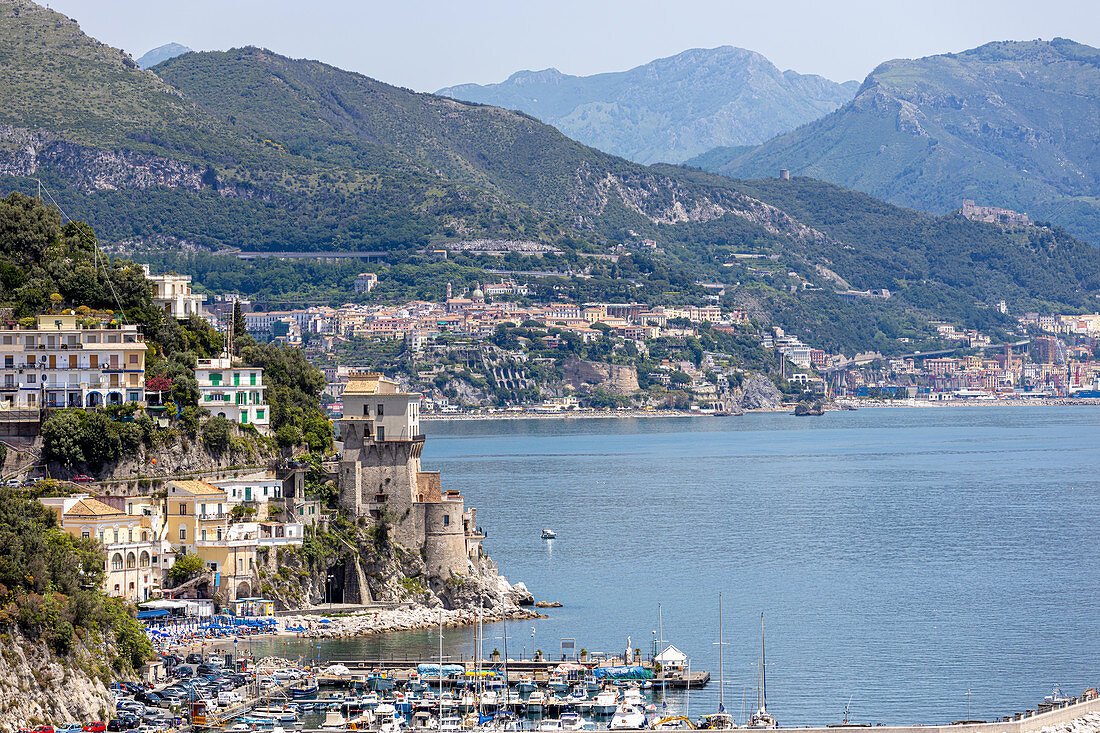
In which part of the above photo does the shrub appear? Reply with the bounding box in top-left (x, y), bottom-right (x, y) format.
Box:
top-left (167, 552), bottom-right (204, 586)
top-left (202, 415), bottom-right (232, 454)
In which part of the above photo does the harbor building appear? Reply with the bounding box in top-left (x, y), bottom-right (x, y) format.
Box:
top-left (338, 372), bottom-right (482, 584)
top-left (0, 313), bottom-right (147, 410)
top-left (195, 356), bottom-right (270, 426)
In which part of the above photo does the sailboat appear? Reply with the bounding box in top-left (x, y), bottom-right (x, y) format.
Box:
top-left (699, 593), bottom-right (736, 730)
top-left (746, 612), bottom-right (777, 729)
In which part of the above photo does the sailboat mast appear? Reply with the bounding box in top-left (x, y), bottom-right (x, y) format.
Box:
top-left (760, 612), bottom-right (766, 712)
top-left (719, 593), bottom-right (725, 710)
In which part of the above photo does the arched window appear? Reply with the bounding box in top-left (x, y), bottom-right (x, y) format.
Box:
top-left (139, 551), bottom-right (150, 567)
top-left (126, 552), bottom-right (136, 569)
top-left (111, 553), bottom-right (123, 571)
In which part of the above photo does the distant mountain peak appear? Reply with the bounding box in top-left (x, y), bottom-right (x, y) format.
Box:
top-left (137, 42), bottom-right (191, 70)
top-left (436, 46), bottom-right (855, 164)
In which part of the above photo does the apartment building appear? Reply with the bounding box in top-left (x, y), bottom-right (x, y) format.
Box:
top-left (0, 314), bottom-right (147, 410)
top-left (41, 495), bottom-right (161, 602)
top-left (195, 357), bottom-right (269, 426)
top-left (142, 265), bottom-right (207, 320)
top-left (165, 480), bottom-right (257, 600)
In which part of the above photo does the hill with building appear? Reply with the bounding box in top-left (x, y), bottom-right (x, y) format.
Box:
top-left (2, 0), bottom-right (1100, 358)
top-left (690, 39), bottom-right (1100, 245)
top-left (437, 46), bottom-right (858, 164)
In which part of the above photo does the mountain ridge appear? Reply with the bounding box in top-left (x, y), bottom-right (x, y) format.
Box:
top-left (438, 46), bottom-right (857, 164)
top-left (693, 38), bottom-right (1100, 244)
top-left (136, 41), bottom-right (191, 69)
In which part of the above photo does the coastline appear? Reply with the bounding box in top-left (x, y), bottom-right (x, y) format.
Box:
top-left (421, 398), bottom-right (1100, 422)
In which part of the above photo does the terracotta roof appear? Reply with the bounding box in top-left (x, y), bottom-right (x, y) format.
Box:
top-left (64, 497), bottom-right (124, 518)
top-left (169, 480), bottom-right (227, 497)
top-left (343, 371), bottom-right (410, 396)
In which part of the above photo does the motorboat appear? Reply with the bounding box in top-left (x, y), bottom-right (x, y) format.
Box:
top-left (516, 675), bottom-right (537, 694)
top-left (558, 712), bottom-right (586, 731)
top-left (479, 689), bottom-right (500, 711)
top-left (609, 701), bottom-right (647, 730)
top-left (289, 681), bottom-right (318, 700)
top-left (548, 674), bottom-right (570, 694)
top-left (592, 689), bottom-right (618, 716)
top-left (439, 716), bottom-right (463, 733)
top-left (319, 709), bottom-right (347, 730)
top-left (526, 691), bottom-right (546, 713)
top-left (541, 529), bottom-right (556, 540)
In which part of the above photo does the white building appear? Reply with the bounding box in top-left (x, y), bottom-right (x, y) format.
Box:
top-left (0, 313), bottom-right (147, 410)
top-left (211, 471), bottom-right (283, 518)
top-left (142, 265), bottom-right (207, 320)
top-left (195, 357), bottom-right (270, 426)
top-left (354, 273), bottom-right (378, 294)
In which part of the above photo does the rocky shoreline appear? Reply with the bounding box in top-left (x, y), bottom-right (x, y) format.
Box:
top-left (280, 603), bottom-right (545, 638)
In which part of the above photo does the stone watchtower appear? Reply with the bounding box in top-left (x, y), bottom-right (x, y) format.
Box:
top-left (337, 373), bottom-right (474, 577)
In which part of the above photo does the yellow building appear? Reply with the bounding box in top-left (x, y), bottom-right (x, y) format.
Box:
top-left (165, 480), bottom-right (257, 600)
top-left (41, 495), bottom-right (160, 602)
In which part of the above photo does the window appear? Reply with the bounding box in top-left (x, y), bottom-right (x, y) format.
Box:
top-left (81, 531), bottom-right (90, 539)
top-left (111, 553), bottom-right (123, 571)
top-left (376, 426), bottom-right (384, 441)
top-left (250, 372), bottom-right (257, 386)
top-left (178, 502), bottom-right (186, 515)
top-left (443, 515), bottom-right (450, 526)
top-left (179, 526), bottom-right (186, 540)
top-left (201, 529), bottom-right (207, 541)
top-left (233, 372), bottom-right (240, 386)
top-left (377, 403), bottom-right (384, 417)
top-left (128, 354), bottom-right (138, 364)
top-left (216, 528), bottom-right (222, 541)
top-left (257, 409), bottom-right (265, 420)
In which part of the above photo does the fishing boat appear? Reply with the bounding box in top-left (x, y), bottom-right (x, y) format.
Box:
top-left (289, 681), bottom-right (318, 700)
top-left (746, 612), bottom-right (778, 729)
top-left (541, 529), bottom-right (556, 540)
top-left (367, 672), bottom-right (396, 692)
top-left (547, 673), bottom-right (570, 695)
top-left (516, 675), bottom-right (537, 694)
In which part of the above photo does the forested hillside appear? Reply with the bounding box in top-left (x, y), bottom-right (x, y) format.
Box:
top-left (1, 0), bottom-right (1100, 354)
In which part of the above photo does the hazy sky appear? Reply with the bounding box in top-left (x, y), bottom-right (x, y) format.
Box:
top-left (47, 0), bottom-right (1100, 91)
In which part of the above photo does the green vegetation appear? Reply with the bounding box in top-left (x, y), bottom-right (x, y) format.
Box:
top-left (41, 407), bottom-right (155, 469)
top-left (201, 415), bottom-right (232, 454)
top-left (700, 39), bottom-right (1100, 244)
top-left (167, 552), bottom-right (204, 585)
top-left (1, 7), bottom-right (1099, 359)
top-left (0, 487), bottom-right (153, 669)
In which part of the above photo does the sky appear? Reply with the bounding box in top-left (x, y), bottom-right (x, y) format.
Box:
top-left (46, 0), bottom-right (1100, 92)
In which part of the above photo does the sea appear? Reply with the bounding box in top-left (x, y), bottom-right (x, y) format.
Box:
top-left (248, 406), bottom-right (1100, 726)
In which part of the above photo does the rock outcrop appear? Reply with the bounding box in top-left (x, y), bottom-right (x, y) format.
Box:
top-left (0, 626), bottom-right (119, 729)
top-left (562, 358), bottom-right (639, 394)
top-left (737, 373), bottom-right (783, 410)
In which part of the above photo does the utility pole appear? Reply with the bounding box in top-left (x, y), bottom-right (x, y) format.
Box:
top-left (965, 689), bottom-right (972, 721)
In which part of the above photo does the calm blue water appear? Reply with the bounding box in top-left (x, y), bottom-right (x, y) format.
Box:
top-left (254, 408), bottom-right (1100, 726)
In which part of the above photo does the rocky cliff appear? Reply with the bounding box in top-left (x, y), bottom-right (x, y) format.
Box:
top-left (0, 626), bottom-right (120, 729)
top-left (736, 373), bottom-right (783, 411)
top-left (561, 358), bottom-right (639, 395)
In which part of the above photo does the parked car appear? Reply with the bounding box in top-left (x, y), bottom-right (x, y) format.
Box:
top-left (72, 474), bottom-right (95, 483)
top-left (33, 726), bottom-right (55, 733)
top-left (82, 723), bottom-right (106, 733)
top-left (5, 477), bottom-right (22, 487)
top-left (185, 653), bottom-right (203, 665)
top-left (135, 692), bottom-right (162, 706)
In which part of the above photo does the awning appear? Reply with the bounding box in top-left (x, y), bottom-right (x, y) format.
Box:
top-left (137, 609), bottom-right (170, 619)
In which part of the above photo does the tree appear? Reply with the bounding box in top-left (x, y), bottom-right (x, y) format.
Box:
top-left (231, 300), bottom-right (247, 351)
top-left (41, 411), bottom-right (85, 466)
top-left (167, 552), bottom-right (205, 586)
top-left (202, 415), bottom-right (232, 454)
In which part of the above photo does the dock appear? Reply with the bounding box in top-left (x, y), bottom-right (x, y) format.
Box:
top-left (321, 658), bottom-right (707, 689)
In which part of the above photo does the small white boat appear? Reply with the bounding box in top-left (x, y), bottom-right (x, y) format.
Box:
top-left (541, 529), bottom-right (556, 540)
top-left (526, 691), bottom-right (546, 712)
top-left (592, 688), bottom-right (618, 716)
top-left (319, 709), bottom-right (347, 730)
top-left (609, 702), bottom-right (647, 730)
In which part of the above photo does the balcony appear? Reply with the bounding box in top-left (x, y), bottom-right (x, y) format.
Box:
top-left (197, 512), bottom-right (228, 521)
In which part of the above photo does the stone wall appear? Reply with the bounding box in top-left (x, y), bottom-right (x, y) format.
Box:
top-left (423, 498), bottom-right (469, 579)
